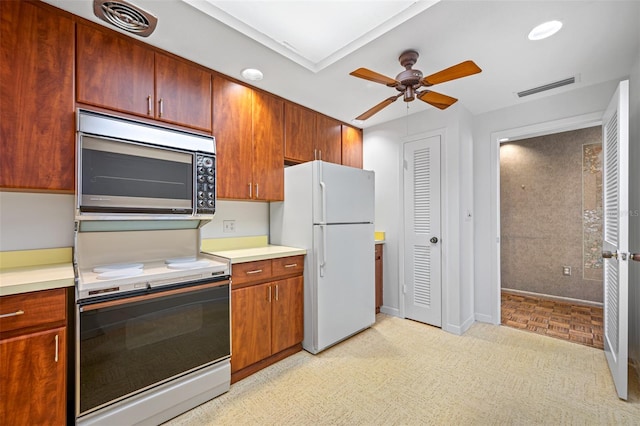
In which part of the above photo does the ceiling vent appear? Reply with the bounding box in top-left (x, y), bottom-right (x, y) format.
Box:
top-left (93, 0), bottom-right (157, 37)
top-left (517, 76), bottom-right (576, 98)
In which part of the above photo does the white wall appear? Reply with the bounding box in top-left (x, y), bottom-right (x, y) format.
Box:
top-left (200, 200), bottom-right (269, 239)
top-left (472, 79), bottom-right (621, 323)
top-left (628, 53), bottom-right (640, 378)
top-left (363, 103), bottom-right (475, 334)
top-left (0, 192), bottom-right (75, 251)
top-left (0, 192), bottom-right (268, 252)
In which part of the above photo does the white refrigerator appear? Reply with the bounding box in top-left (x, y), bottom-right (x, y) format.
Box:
top-left (270, 161), bottom-right (375, 354)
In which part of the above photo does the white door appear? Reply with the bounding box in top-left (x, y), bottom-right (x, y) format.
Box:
top-left (602, 80), bottom-right (629, 400)
top-left (403, 136), bottom-right (442, 326)
top-left (312, 223), bottom-right (375, 353)
top-left (313, 161), bottom-right (375, 225)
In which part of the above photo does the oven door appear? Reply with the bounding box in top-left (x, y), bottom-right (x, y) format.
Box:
top-left (79, 135), bottom-right (195, 214)
top-left (76, 279), bottom-right (230, 417)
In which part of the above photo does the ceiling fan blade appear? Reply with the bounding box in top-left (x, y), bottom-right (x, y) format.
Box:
top-left (356, 95), bottom-right (402, 120)
top-left (417, 90), bottom-right (458, 110)
top-left (422, 60), bottom-right (482, 86)
top-left (350, 68), bottom-right (399, 87)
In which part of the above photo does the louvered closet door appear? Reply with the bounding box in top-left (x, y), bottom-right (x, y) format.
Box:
top-left (403, 136), bottom-right (442, 326)
top-left (602, 80), bottom-right (629, 400)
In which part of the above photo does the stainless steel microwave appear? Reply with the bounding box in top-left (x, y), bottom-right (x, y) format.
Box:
top-left (76, 109), bottom-right (216, 220)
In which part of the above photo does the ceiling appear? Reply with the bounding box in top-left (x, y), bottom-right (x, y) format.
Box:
top-left (45, 0), bottom-right (640, 129)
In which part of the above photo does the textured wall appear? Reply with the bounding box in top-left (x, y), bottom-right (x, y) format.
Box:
top-left (500, 126), bottom-right (603, 303)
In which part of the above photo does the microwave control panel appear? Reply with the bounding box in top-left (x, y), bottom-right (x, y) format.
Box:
top-left (196, 154), bottom-right (216, 215)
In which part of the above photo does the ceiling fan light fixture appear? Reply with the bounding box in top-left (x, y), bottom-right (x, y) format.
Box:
top-left (241, 68), bottom-right (264, 81)
top-left (528, 20), bottom-right (563, 40)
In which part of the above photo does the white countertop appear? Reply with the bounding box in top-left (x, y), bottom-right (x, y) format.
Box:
top-left (205, 245), bottom-right (306, 264)
top-left (0, 263), bottom-right (75, 297)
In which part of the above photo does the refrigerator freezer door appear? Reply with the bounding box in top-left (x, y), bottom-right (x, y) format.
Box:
top-left (313, 161), bottom-right (374, 225)
top-left (311, 222), bottom-right (375, 353)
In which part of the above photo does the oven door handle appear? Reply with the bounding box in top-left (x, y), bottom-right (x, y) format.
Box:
top-left (80, 279), bottom-right (230, 312)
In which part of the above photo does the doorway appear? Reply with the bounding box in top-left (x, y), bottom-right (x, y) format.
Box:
top-left (498, 126), bottom-right (604, 348)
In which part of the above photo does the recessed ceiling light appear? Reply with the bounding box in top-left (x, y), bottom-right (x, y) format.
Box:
top-left (241, 68), bottom-right (263, 81)
top-left (351, 119), bottom-right (364, 126)
top-left (528, 20), bottom-right (563, 40)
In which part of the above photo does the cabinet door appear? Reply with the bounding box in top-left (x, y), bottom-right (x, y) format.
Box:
top-left (77, 23), bottom-right (154, 117)
top-left (315, 114), bottom-right (342, 164)
top-left (231, 283), bottom-right (272, 372)
top-left (271, 276), bottom-right (304, 354)
top-left (341, 125), bottom-right (363, 169)
top-left (252, 91), bottom-right (284, 201)
top-left (284, 103), bottom-right (315, 163)
top-left (213, 77), bottom-right (253, 200)
top-left (0, 1), bottom-right (75, 191)
top-left (0, 327), bottom-right (66, 425)
top-left (375, 244), bottom-right (383, 313)
top-left (155, 53), bottom-right (212, 132)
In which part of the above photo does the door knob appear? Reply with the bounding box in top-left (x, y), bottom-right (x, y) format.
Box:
top-left (430, 237), bottom-right (439, 244)
top-left (602, 251), bottom-right (618, 259)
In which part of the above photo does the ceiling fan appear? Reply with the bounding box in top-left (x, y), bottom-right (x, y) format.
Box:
top-left (350, 50), bottom-right (482, 120)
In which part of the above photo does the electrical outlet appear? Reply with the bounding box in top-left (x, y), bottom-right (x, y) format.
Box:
top-left (223, 220), bottom-right (235, 233)
top-left (562, 266), bottom-right (571, 276)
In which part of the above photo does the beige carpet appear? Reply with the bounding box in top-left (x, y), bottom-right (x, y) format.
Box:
top-left (165, 314), bottom-right (640, 425)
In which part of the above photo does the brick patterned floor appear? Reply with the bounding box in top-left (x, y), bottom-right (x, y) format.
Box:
top-left (501, 292), bottom-right (604, 350)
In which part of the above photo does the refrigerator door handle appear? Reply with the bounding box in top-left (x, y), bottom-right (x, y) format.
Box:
top-left (319, 181), bottom-right (327, 224)
top-left (319, 224), bottom-right (327, 277)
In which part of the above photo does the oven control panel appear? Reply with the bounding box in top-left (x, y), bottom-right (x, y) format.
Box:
top-left (196, 154), bottom-right (215, 215)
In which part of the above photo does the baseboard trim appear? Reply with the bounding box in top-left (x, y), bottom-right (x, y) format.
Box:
top-left (475, 313), bottom-right (497, 324)
top-left (380, 306), bottom-right (400, 317)
top-left (502, 288), bottom-right (603, 308)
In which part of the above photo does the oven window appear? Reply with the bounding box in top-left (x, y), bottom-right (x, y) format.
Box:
top-left (79, 283), bottom-right (230, 415)
top-left (81, 137), bottom-right (193, 201)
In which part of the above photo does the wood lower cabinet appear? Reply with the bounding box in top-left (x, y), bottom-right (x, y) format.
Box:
top-left (77, 22), bottom-right (212, 132)
top-left (342, 125), bottom-right (364, 169)
top-left (0, 0), bottom-right (75, 192)
top-left (214, 76), bottom-right (284, 201)
top-left (375, 243), bottom-right (383, 313)
top-left (231, 256), bottom-right (304, 382)
top-left (0, 288), bottom-right (68, 425)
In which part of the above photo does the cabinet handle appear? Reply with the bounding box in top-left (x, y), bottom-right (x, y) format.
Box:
top-left (319, 150), bottom-right (322, 161)
top-left (314, 149), bottom-right (317, 160)
top-left (275, 284), bottom-right (279, 301)
top-left (284, 263), bottom-right (297, 268)
top-left (268, 286), bottom-right (272, 303)
top-left (255, 183), bottom-right (259, 198)
top-left (159, 98), bottom-right (164, 117)
top-left (147, 95), bottom-right (152, 115)
top-left (54, 334), bottom-right (59, 363)
top-left (246, 269), bottom-right (263, 274)
top-left (249, 183), bottom-right (252, 198)
top-left (0, 309), bottom-right (24, 319)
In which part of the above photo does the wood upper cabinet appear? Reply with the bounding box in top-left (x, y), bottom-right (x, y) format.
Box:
top-left (214, 76), bottom-right (284, 201)
top-left (0, 288), bottom-right (67, 425)
top-left (284, 102), bottom-right (316, 163)
top-left (155, 53), bottom-right (212, 132)
top-left (315, 114), bottom-right (342, 164)
top-left (0, 1), bottom-right (75, 192)
top-left (76, 22), bottom-right (154, 117)
top-left (341, 125), bottom-right (364, 169)
top-left (77, 23), bottom-right (212, 132)
top-left (213, 76), bottom-right (253, 199)
top-left (252, 91), bottom-right (284, 201)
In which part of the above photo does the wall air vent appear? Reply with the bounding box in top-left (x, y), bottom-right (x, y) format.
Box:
top-left (517, 76), bottom-right (576, 98)
top-left (93, 0), bottom-right (157, 37)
